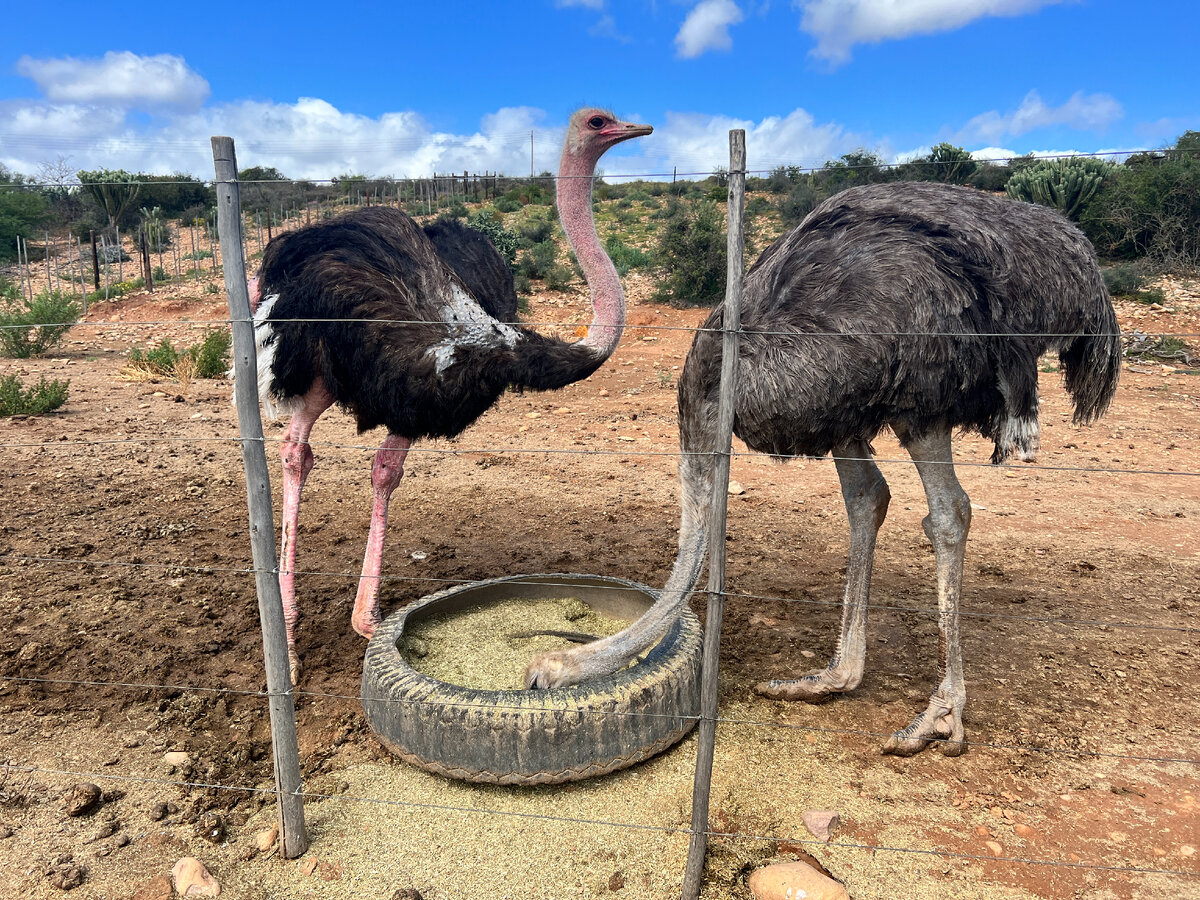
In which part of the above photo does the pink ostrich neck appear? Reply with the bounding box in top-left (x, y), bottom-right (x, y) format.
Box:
top-left (557, 143), bottom-right (624, 358)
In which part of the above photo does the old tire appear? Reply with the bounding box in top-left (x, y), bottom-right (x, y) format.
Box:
top-left (361, 573), bottom-right (702, 785)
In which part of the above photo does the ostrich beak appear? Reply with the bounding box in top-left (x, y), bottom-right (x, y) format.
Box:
top-left (604, 121), bottom-right (653, 145)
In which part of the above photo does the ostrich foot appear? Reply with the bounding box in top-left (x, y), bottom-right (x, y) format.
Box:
top-left (754, 666), bottom-right (860, 704)
top-left (881, 694), bottom-right (966, 757)
top-left (288, 649), bottom-right (302, 688)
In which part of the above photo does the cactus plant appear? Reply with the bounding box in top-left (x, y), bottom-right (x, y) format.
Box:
top-left (1005, 157), bottom-right (1114, 220)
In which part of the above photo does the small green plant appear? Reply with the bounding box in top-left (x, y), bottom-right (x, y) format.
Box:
top-left (126, 330), bottom-right (231, 381)
top-left (183, 249), bottom-right (214, 261)
top-left (493, 197), bottom-right (522, 214)
top-left (1134, 286), bottom-right (1166, 305)
top-left (0, 373), bottom-right (69, 416)
top-left (152, 265), bottom-right (170, 282)
top-left (204, 282), bottom-right (220, 294)
top-left (0, 289), bottom-right (81, 358)
top-left (1102, 264), bottom-right (1144, 297)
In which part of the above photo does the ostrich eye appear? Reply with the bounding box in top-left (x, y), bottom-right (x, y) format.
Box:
top-left (587, 115), bottom-right (606, 129)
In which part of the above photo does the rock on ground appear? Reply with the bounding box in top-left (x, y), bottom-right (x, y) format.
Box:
top-left (171, 857), bottom-right (221, 897)
top-left (747, 860), bottom-right (850, 900)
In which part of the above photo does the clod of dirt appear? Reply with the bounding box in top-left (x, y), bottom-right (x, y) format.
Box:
top-left (298, 856), bottom-right (319, 876)
top-left (801, 809), bottom-right (840, 843)
top-left (0, 824), bottom-right (13, 839)
top-left (47, 863), bottom-right (87, 891)
top-left (171, 856), bottom-right (220, 897)
top-left (90, 819), bottom-right (120, 842)
top-left (196, 812), bottom-right (225, 844)
top-left (149, 801), bottom-right (170, 821)
top-left (746, 861), bottom-right (848, 900)
top-left (62, 783), bottom-right (102, 818)
top-left (390, 890), bottom-right (424, 900)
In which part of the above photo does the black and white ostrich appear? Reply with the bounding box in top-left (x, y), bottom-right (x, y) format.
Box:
top-left (527, 181), bottom-right (1121, 756)
top-left (248, 108), bottom-right (652, 681)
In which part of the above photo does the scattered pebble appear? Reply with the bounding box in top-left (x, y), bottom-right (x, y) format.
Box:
top-left (801, 810), bottom-right (840, 843)
top-left (1013, 823), bottom-right (1034, 838)
top-left (163, 751), bottom-right (190, 767)
top-left (254, 826), bottom-right (278, 852)
top-left (728, 480), bottom-right (745, 495)
top-left (298, 856), bottom-right (319, 876)
top-left (171, 857), bottom-right (221, 897)
top-left (985, 840), bottom-right (1004, 856)
top-left (747, 860), bottom-right (849, 900)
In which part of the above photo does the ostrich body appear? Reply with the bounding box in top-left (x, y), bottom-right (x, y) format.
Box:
top-left (250, 109), bottom-right (652, 681)
top-left (527, 181), bottom-right (1121, 756)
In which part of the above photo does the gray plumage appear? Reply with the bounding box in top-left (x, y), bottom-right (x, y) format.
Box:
top-left (526, 181), bottom-right (1121, 757)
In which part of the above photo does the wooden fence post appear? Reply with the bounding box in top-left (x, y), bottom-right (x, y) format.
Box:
top-left (680, 129), bottom-right (746, 900)
top-left (211, 135), bottom-right (310, 860)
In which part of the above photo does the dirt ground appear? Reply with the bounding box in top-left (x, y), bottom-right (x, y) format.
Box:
top-left (1, 272), bottom-right (1197, 900)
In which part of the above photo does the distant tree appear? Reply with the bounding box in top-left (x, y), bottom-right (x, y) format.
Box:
top-left (77, 169), bottom-right (140, 232)
top-left (135, 173), bottom-right (214, 218)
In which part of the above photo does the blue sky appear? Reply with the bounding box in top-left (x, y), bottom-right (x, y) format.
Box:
top-left (1, 0), bottom-right (1196, 182)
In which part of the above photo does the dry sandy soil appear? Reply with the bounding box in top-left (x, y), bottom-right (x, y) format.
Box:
top-left (0, 272), bottom-right (1197, 900)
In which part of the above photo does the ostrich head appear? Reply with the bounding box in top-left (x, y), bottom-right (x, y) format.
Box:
top-left (563, 107), bottom-right (654, 163)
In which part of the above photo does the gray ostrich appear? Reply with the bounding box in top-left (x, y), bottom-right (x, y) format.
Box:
top-left (248, 108), bottom-right (652, 682)
top-left (527, 181), bottom-right (1121, 756)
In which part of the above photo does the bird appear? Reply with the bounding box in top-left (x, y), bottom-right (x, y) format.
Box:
top-left (526, 181), bottom-right (1121, 757)
top-left (246, 108), bottom-right (653, 682)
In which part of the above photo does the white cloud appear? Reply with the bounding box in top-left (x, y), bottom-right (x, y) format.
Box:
top-left (16, 51), bottom-right (210, 111)
top-left (634, 108), bottom-right (863, 174)
top-left (675, 0), bottom-right (745, 59)
top-left (795, 0), bottom-right (1063, 65)
top-left (957, 90), bottom-right (1123, 144)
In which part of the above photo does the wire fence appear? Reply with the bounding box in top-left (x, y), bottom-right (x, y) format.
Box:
top-left (1, 145), bottom-right (1198, 897)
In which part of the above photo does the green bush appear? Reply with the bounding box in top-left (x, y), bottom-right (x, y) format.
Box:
top-left (0, 373), bottom-right (69, 416)
top-left (493, 197), bottom-right (522, 213)
top-left (1080, 134), bottom-right (1200, 266)
top-left (779, 182), bottom-right (819, 226)
top-left (518, 214), bottom-right (555, 246)
top-left (1102, 264), bottom-right (1144, 297)
top-left (652, 199), bottom-right (727, 307)
top-left (127, 330), bottom-right (231, 379)
top-left (1005, 157), bottom-right (1114, 220)
top-left (0, 289), bottom-right (81, 358)
top-left (465, 211), bottom-right (519, 267)
top-left (604, 234), bottom-right (653, 275)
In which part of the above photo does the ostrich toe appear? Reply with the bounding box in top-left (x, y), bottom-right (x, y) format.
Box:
top-left (288, 650), bottom-right (303, 687)
top-left (881, 695), bottom-right (967, 757)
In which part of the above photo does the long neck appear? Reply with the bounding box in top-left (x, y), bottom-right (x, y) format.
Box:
top-left (557, 146), bottom-right (624, 359)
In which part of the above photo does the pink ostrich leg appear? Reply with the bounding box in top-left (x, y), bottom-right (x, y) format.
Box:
top-left (278, 383), bottom-right (334, 682)
top-left (351, 433), bottom-right (413, 638)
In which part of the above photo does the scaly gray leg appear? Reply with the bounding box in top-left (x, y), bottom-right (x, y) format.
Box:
top-left (882, 426), bottom-right (969, 757)
top-left (756, 439), bottom-right (890, 702)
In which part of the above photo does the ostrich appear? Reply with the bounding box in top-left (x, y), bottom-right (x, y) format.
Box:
top-left (248, 108), bottom-right (652, 681)
top-left (527, 181), bottom-right (1121, 756)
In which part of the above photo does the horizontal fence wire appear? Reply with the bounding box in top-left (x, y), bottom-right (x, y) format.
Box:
top-left (3, 555), bottom-right (1197, 636)
top-left (0, 145), bottom-right (1190, 191)
top-left (3, 674), bottom-right (1196, 766)
top-left (2, 762), bottom-right (1194, 879)
top-left (1, 436), bottom-right (1197, 480)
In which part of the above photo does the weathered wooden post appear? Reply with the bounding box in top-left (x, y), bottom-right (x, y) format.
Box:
top-left (90, 230), bottom-right (100, 291)
top-left (680, 129), bottom-right (746, 900)
top-left (211, 135), bottom-right (310, 859)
